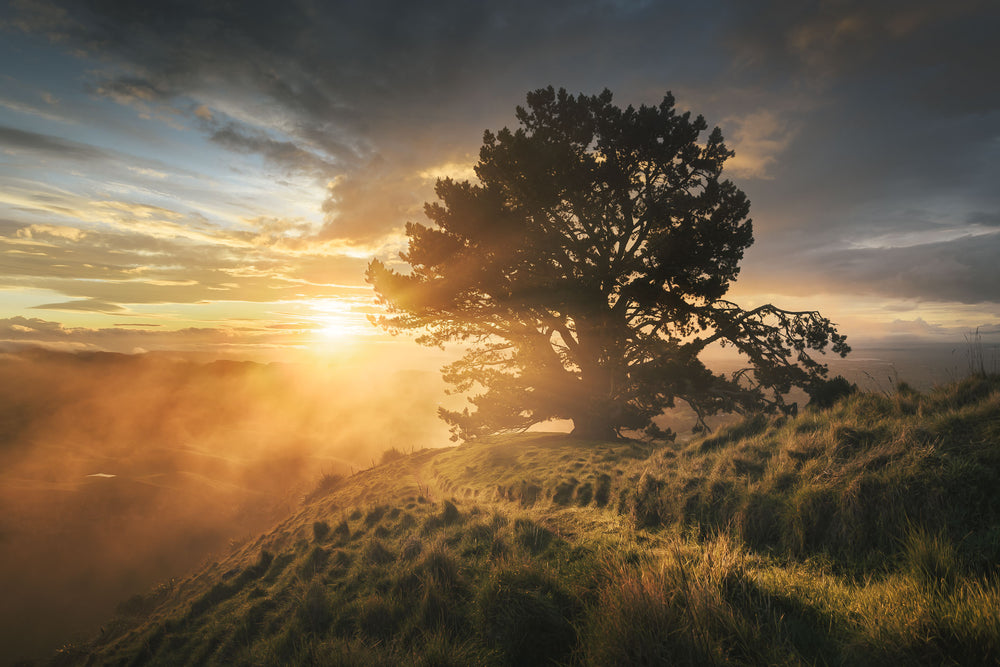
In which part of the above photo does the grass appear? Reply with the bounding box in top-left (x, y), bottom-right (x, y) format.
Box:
top-left (51, 375), bottom-right (1000, 666)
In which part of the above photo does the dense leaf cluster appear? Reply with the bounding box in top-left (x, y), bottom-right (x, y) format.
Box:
top-left (368, 87), bottom-right (848, 439)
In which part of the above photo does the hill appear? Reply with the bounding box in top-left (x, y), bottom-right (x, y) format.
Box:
top-left (48, 376), bottom-right (1000, 666)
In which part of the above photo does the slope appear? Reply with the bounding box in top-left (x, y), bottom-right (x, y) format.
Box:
top-left (52, 375), bottom-right (1000, 666)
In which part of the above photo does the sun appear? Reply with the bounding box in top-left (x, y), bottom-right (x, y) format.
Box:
top-left (312, 314), bottom-right (353, 343)
top-left (295, 296), bottom-right (378, 352)
top-left (300, 297), bottom-right (370, 349)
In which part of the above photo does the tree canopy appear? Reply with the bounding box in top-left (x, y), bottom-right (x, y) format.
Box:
top-left (367, 87), bottom-right (849, 441)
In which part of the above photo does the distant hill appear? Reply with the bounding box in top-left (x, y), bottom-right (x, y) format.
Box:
top-left (47, 375), bottom-right (1000, 665)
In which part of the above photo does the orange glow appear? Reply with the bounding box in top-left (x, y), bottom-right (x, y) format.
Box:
top-left (304, 298), bottom-right (369, 348)
top-left (314, 314), bottom-right (353, 342)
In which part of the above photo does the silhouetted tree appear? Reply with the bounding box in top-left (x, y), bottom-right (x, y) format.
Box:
top-left (367, 87), bottom-right (849, 440)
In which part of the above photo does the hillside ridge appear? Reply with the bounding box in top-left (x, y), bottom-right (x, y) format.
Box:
top-left (51, 375), bottom-right (1000, 666)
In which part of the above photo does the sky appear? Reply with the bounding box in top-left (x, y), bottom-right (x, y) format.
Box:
top-left (1, 0), bottom-right (999, 358)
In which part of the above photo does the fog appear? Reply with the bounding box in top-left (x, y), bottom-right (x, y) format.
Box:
top-left (0, 340), bottom-right (988, 661)
top-left (0, 347), bottom-right (453, 662)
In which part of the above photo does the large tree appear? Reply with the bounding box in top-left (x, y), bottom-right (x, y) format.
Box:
top-left (367, 87), bottom-right (849, 441)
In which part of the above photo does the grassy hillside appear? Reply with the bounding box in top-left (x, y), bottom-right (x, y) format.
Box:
top-left (49, 375), bottom-right (1000, 666)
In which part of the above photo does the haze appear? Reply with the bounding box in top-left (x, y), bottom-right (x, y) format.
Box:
top-left (0, 348), bottom-right (455, 658)
top-left (1, 0), bottom-right (998, 662)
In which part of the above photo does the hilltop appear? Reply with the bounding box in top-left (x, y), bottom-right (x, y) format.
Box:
top-left (49, 375), bottom-right (1000, 666)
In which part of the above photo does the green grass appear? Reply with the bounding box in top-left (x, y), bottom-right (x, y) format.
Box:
top-left (52, 375), bottom-right (1000, 666)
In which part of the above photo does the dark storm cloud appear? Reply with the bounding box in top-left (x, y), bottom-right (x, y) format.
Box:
top-left (743, 231), bottom-right (1000, 305)
top-left (5, 0), bottom-right (728, 240)
top-left (721, 1), bottom-right (1000, 209)
top-left (835, 234), bottom-right (1000, 305)
top-left (724, 1), bottom-right (998, 99)
top-left (209, 123), bottom-right (337, 177)
top-left (968, 211), bottom-right (1000, 227)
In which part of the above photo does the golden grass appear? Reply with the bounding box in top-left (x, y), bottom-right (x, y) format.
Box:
top-left (55, 376), bottom-right (1000, 666)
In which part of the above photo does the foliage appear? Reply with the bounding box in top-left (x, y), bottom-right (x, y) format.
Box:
top-left (806, 375), bottom-right (857, 409)
top-left (368, 87), bottom-right (848, 440)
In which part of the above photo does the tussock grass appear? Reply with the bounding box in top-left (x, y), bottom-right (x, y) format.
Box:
top-left (57, 376), bottom-right (1000, 666)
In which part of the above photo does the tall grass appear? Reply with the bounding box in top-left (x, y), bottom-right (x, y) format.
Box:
top-left (58, 376), bottom-right (1000, 666)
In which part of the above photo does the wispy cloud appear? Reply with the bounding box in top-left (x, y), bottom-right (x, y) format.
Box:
top-left (31, 298), bottom-right (126, 313)
top-left (0, 124), bottom-right (108, 160)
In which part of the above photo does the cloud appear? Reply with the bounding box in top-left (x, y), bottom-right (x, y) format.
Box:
top-left (318, 158), bottom-right (427, 242)
top-left (31, 298), bottom-right (126, 313)
top-left (3, 2), bottom-right (730, 184)
top-left (0, 124), bottom-right (108, 160)
top-left (722, 109), bottom-right (797, 179)
top-left (94, 77), bottom-right (170, 104)
top-left (968, 211), bottom-right (1000, 227)
top-left (0, 316), bottom-right (67, 336)
top-left (193, 104), bottom-right (212, 121)
top-left (0, 215), bottom-right (367, 307)
top-left (127, 166), bottom-right (168, 179)
top-left (15, 223), bottom-right (87, 241)
top-left (0, 315), bottom-right (276, 354)
top-left (418, 160), bottom-right (478, 183)
top-left (743, 230), bottom-right (1000, 305)
top-left (2, 0), bottom-right (999, 333)
top-left (0, 96), bottom-right (76, 124)
top-left (0, 124), bottom-right (201, 194)
top-left (209, 123), bottom-right (338, 178)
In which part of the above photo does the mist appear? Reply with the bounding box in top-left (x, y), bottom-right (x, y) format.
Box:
top-left (0, 347), bottom-right (452, 661)
top-left (0, 339), bottom-right (985, 661)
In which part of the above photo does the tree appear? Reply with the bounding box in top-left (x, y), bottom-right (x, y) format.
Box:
top-left (367, 87), bottom-right (849, 441)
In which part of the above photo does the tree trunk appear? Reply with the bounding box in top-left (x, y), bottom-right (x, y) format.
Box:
top-left (570, 412), bottom-right (617, 441)
top-left (570, 364), bottom-right (620, 440)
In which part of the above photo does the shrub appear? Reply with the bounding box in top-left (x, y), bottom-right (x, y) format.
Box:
top-left (312, 521), bottom-right (330, 541)
top-left (421, 542), bottom-right (461, 591)
top-left (380, 447), bottom-right (406, 464)
top-left (303, 472), bottom-right (345, 504)
top-left (552, 479), bottom-right (577, 505)
top-left (593, 473), bottom-right (612, 508)
top-left (299, 546), bottom-right (329, 579)
top-left (807, 376), bottom-right (857, 409)
top-left (478, 567), bottom-right (578, 665)
top-left (364, 539), bottom-right (395, 565)
top-left (513, 518), bottom-right (554, 555)
top-left (903, 526), bottom-right (959, 592)
top-left (629, 471), bottom-right (667, 528)
top-left (355, 594), bottom-right (402, 640)
top-left (364, 505), bottom-right (388, 526)
top-left (401, 537), bottom-right (423, 560)
top-left (332, 519), bottom-right (351, 541)
top-left (700, 414), bottom-right (770, 451)
top-left (440, 499), bottom-right (462, 525)
top-left (330, 549), bottom-right (352, 569)
top-left (298, 581), bottom-right (332, 634)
